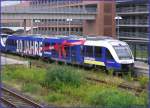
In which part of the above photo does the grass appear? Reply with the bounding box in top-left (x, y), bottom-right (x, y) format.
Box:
top-left (135, 50), bottom-right (148, 58)
top-left (138, 76), bottom-right (149, 88)
top-left (21, 83), bottom-right (42, 94)
top-left (3, 65), bottom-right (46, 84)
top-left (2, 64), bottom-right (148, 107)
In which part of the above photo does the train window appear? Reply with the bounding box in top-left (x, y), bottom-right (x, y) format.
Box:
top-left (80, 46), bottom-right (84, 56)
top-left (6, 39), bottom-right (10, 45)
top-left (64, 47), bottom-right (70, 57)
top-left (22, 41), bottom-right (25, 50)
top-left (44, 42), bottom-right (50, 47)
top-left (86, 46), bottom-right (93, 57)
top-left (6, 39), bottom-right (16, 46)
top-left (106, 49), bottom-right (113, 60)
top-left (94, 46), bottom-right (102, 58)
top-left (13, 40), bottom-right (17, 46)
top-left (71, 47), bottom-right (76, 55)
top-left (113, 46), bottom-right (132, 60)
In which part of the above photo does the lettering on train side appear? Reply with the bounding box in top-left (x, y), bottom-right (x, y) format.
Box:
top-left (16, 40), bottom-right (42, 56)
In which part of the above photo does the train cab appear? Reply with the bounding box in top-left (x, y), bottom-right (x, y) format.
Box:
top-left (83, 37), bottom-right (134, 72)
top-left (0, 34), bottom-right (8, 51)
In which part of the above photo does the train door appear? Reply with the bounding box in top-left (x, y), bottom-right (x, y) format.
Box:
top-left (77, 45), bottom-right (84, 64)
top-left (42, 41), bottom-right (52, 59)
top-left (105, 48), bottom-right (116, 69)
top-left (70, 46), bottom-right (77, 63)
top-left (83, 46), bottom-right (94, 67)
top-left (94, 46), bottom-right (105, 66)
top-left (84, 46), bottom-right (94, 58)
top-left (64, 46), bottom-right (70, 61)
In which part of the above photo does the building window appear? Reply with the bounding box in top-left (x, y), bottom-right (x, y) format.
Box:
top-left (59, 28), bottom-right (61, 31)
top-left (76, 28), bottom-right (78, 31)
top-left (45, 28), bottom-right (47, 31)
top-left (71, 28), bottom-right (74, 31)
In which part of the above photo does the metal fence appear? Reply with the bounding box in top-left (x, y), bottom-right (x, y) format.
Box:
top-left (116, 4), bottom-right (148, 13)
top-left (119, 32), bottom-right (148, 38)
top-left (121, 39), bottom-right (148, 63)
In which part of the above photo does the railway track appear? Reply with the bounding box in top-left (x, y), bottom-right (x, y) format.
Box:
top-left (1, 87), bottom-right (44, 108)
top-left (86, 77), bottom-right (145, 94)
top-left (134, 67), bottom-right (148, 77)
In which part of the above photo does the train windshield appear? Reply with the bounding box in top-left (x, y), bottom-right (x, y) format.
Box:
top-left (113, 45), bottom-right (133, 60)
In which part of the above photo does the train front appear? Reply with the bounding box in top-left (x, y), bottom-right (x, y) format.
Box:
top-left (0, 34), bottom-right (8, 51)
top-left (109, 40), bottom-right (134, 72)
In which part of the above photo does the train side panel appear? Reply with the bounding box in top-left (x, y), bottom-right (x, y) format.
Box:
top-left (6, 36), bottom-right (43, 57)
top-left (104, 47), bottom-right (121, 71)
top-left (42, 38), bottom-right (84, 64)
top-left (83, 46), bottom-right (105, 67)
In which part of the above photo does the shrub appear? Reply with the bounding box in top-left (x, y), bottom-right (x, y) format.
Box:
top-left (43, 65), bottom-right (84, 89)
top-left (87, 88), bottom-right (140, 107)
top-left (138, 76), bottom-right (148, 88)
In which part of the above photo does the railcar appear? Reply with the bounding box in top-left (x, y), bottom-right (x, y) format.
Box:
top-left (83, 37), bottom-right (134, 72)
top-left (0, 35), bottom-right (134, 72)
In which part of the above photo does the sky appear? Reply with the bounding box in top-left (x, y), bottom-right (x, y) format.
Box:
top-left (2, 1), bottom-right (21, 7)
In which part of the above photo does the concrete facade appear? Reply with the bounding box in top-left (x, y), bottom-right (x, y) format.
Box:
top-left (116, 0), bottom-right (148, 39)
top-left (2, 0), bottom-right (116, 38)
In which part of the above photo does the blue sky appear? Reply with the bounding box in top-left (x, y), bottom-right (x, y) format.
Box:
top-left (2, 1), bottom-right (20, 6)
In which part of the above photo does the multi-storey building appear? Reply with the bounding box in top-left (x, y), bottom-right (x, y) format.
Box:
top-left (116, 0), bottom-right (149, 40)
top-left (116, 0), bottom-right (149, 61)
top-left (2, 0), bottom-right (116, 37)
top-left (1, 1), bottom-right (31, 34)
top-left (29, 0), bottom-right (116, 37)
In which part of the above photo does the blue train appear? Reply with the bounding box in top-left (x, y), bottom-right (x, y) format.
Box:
top-left (0, 34), bottom-right (134, 72)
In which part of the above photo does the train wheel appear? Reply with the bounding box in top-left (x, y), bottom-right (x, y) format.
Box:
top-left (83, 64), bottom-right (94, 70)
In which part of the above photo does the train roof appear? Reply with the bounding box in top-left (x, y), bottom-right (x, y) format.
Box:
top-left (45, 35), bottom-right (85, 41)
top-left (8, 35), bottom-right (44, 39)
top-left (7, 35), bottom-right (127, 46)
top-left (84, 39), bottom-right (127, 47)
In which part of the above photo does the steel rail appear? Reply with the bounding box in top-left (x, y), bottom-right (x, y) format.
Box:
top-left (1, 87), bottom-right (44, 108)
top-left (1, 97), bottom-right (17, 108)
top-left (86, 77), bottom-right (144, 93)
